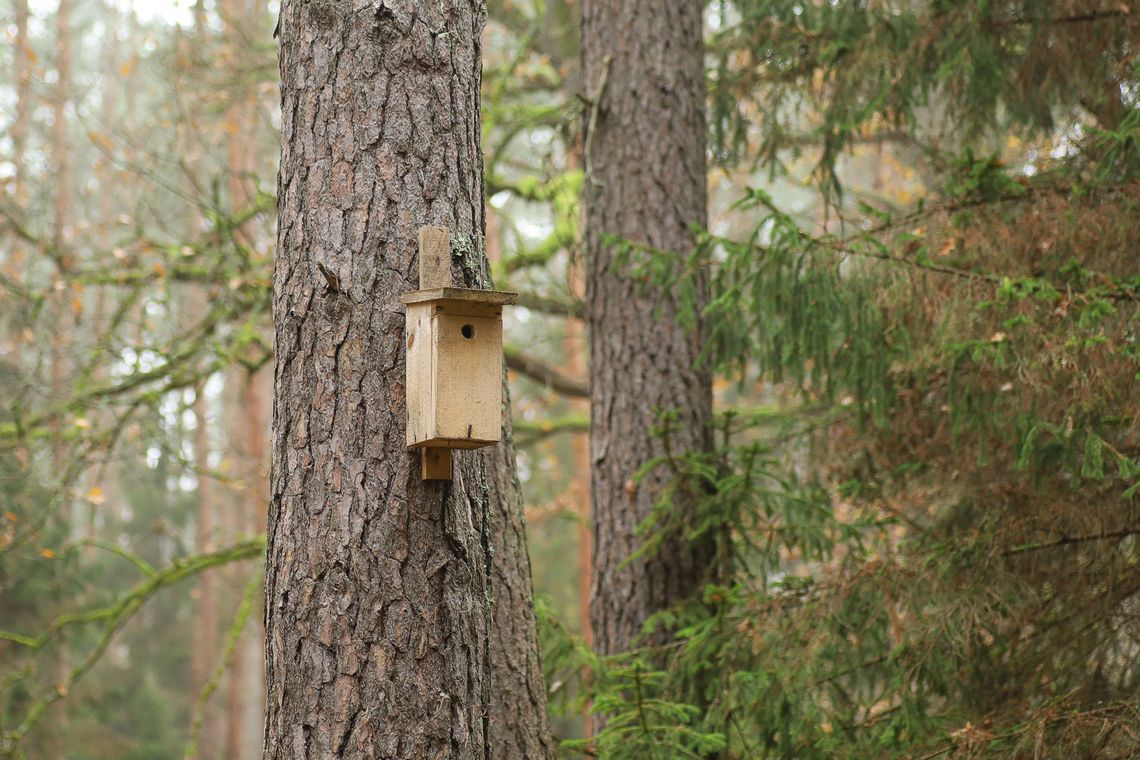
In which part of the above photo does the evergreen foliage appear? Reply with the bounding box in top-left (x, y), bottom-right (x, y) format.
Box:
top-left (543, 1), bottom-right (1140, 757)
top-left (1, 0), bottom-right (1137, 756)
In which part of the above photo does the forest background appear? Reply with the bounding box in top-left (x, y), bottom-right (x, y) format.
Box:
top-left (1, 0), bottom-right (1138, 758)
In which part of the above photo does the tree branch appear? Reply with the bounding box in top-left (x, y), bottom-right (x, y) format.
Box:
top-left (514, 414), bottom-right (590, 446)
top-left (1004, 527), bottom-right (1140, 557)
top-left (505, 347), bottom-right (588, 398)
top-left (516, 292), bottom-right (585, 319)
top-left (0, 538), bottom-right (265, 752)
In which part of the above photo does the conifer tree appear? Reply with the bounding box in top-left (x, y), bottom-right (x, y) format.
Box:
top-left (266, 1), bottom-right (552, 757)
top-left (572, 2), bottom-right (1140, 757)
top-left (582, 0), bottom-right (715, 670)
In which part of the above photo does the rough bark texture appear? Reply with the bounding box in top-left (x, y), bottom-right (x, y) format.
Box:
top-left (267, 2), bottom-right (551, 758)
top-left (582, 0), bottom-right (715, 657)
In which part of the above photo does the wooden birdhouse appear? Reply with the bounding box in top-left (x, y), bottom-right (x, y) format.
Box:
top-left (402, 227), bottom-right (517, 480)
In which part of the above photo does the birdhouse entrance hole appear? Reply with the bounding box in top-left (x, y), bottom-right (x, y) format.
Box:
top-left (401, 226), bottom-right (518, 481)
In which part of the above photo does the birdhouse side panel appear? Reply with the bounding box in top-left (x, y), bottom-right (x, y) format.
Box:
top-left (404, 303), bottom-right (437, 448)
top-left (432, 313), bottom-right (502, 445)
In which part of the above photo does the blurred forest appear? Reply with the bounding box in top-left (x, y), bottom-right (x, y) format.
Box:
top-left (1, 0), bottom-right (1138, 759)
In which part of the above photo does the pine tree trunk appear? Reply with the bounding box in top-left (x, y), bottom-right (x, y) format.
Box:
top-left (53, 0), bottom-right (71, 259)
top-left (190, 351), bottom-right (220, 760)
top-left (565, 257), bottom-right (593, 740)
top-left (10, 0), bottom-right (30, 274)
top-left (266, 3), bottom-right (551, 757)
top-left (245, 365), bottom-right (271, 755)
top-left (223, 1), bottom-right (256, 753)
top-left (50, 3), bottom-right (73, 757)
top-left (176, 15), bottom-right (222, 749)
top-left (582, 0), bottom-right (714, 658)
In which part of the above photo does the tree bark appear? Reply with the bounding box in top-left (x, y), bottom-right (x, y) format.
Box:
top-left (267, 2), bottom-right (551, 758)
top-left (582, 0), bottom-right (714, 659)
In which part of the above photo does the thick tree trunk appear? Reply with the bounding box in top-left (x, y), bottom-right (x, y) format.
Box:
top-left (267, 2), bottom-right (551, 758)
top-left (582, 0), bottom-right (714, 658)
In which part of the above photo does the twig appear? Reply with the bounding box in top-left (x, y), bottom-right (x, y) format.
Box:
top-left (1003, 527), bottom-right (1140, 557)
top-left (0, 538), bottom-right (264, 753)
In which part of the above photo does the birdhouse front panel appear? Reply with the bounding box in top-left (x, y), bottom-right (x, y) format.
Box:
top-left (404, 302), bottom-right (504, 450)
top-left (434, 312), bottom-right (502, 445)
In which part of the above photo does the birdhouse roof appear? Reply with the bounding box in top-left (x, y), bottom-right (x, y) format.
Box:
top-left (401, 287), bottom-right (518, 317)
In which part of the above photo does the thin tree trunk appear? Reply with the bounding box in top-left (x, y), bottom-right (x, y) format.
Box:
top-left (88, 0), bottom-right (121, 546)
top-left (4, 0), bottom-right (31, 367)
top-left (174, 15), bottom-right (222, 752)
top-left (226, 365), bottom-right (269, 759)
top-left (190, 363), bottom-right (219, 760)
top-left (10, 0), bottom-right (30, 273)
top-left (247, 365), bottom-right (271, 755)
top-left (486, 387), bottom-right (557, 758)
top-left (51, 3), bottom-right (73, 757)
top-left (582, 0), bottom-right (714, 664)
top-left (222, 1), bottom-right (255, 754)
top-left (223, 556), bottom-right (247, 760)
top-left (565, 254), bottom-right (593, 740)
top-left (53, 0), bottom-right (71, 261)
top-left (266, 3), bottom-right (551, 757)
top-left (482, 137), bottom-right (556, 760)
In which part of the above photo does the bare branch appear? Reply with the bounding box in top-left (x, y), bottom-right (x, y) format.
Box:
top-left (516, 292), bottom-right (585, 319)
top-left (505, 347), bottom-right (588, 398)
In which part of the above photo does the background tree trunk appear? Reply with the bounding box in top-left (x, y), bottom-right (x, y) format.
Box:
top-left (190, 315), bottom-right (220, 760)
top-left (266, 2), bottom-right (550, 757)
top-left (582, 0), bottom-right (714, 659)
top-left (486, 390), bottom-right (557, 758)
top-left (10, 0), bottom-right (30, 276)
top-left (222, 0), bottom-right (263, 753)
top-left (51, 3), bottom-right (73, 755)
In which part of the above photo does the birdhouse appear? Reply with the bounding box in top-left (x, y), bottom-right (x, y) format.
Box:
top-left (402, 227), bottom-right (517, 480)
